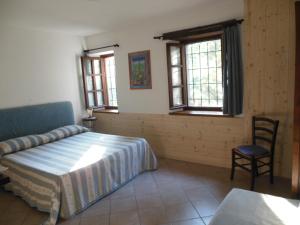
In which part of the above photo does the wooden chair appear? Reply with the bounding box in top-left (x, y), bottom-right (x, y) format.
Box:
top-left (230, 116), bottom-right (279, 190)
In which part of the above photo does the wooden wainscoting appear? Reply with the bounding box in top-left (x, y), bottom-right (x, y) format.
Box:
top-left (94, 113), bottom-right (291, 174)
top-left (94, 113), bottom-right (244, 168)
top-left (94, 112), bottom-right (293, 177)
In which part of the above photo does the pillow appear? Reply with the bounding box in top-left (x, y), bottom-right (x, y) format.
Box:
top-left (0, 134), bottom-right (48, 157)
top-left (0, 125), bottom-right (89, 157)
top-left (49, 125), bottom-right (89, 139)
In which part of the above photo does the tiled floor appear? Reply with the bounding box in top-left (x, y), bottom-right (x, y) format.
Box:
top-left (0, 158), bottom-right (292, 225)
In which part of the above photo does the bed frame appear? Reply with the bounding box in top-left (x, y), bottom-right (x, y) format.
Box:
top-left (0, 101), bottom-right (75, 142)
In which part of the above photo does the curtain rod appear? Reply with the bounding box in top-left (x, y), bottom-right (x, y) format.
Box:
top-left (154, 19), bottom-right (244, 40)
top-left (84, 44), bottom-right (120, 53)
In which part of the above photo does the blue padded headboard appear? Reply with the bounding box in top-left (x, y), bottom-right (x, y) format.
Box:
top-left (0, 101), bottom-right (75, 141)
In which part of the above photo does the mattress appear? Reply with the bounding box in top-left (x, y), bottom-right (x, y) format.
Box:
top-left (1, 132), bottom-right (158, 225)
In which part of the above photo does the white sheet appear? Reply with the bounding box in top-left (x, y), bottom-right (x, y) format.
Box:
top-left (210, 188), bottom-right (300, 225)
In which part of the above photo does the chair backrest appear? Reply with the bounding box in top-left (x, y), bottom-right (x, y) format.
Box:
top-left (252, 116), bottom-right (279, 156)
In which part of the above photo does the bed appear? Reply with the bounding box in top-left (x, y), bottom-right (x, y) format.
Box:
top-left (209, 188), bottom-right (300, 225)
top-left (0, 102), bottom-right (158, 225)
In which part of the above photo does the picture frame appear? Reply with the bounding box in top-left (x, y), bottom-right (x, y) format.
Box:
top-left (128, 50), bottom-right (152, 89)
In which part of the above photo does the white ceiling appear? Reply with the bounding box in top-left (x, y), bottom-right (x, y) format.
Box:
top-left (0, 0), bottom-right (231, 36)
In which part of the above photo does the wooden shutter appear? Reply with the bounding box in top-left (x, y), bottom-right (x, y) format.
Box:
top-left (166, 43), bottom-right (187, 109)
top-left (81, 56), bottom-right (105, 109)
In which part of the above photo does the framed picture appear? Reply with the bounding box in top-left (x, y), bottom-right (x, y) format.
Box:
top-left (128, 50), bottom-right (152, 89)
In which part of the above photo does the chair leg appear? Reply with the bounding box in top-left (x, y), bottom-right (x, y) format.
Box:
top-left (270, 160), bottom-right (274, 184)
top-left (230, 150), bottom-right (235, 180)
top-left (256, 165), bottom-right (259, 176)
top-left (250, 157), bottom-right (256, 191)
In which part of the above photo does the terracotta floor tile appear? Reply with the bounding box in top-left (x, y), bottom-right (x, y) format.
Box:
top-left (134, 181), bottom-right (159, 196)
top-left (0, 212), bottom-right (27, 225)
top-left (110, 196), bottom-right (137, 213)
top-left (110, 183), bottom-right (134, 200)
top-left (58, 216), bottom-right (81, 225)
top-left (80, 214), bottom-right (109, 225)
top-left (136, 194), bottom-right (164, 209)
top-left (81, 199), bottom-right (110, 218)
top-left (192, 195), bottom-right (220, 217)
top-left (139, 207), bottom-right (169, 225)
top-left (110, 210), bottom-right (140, 225)
top-left (178, 178), bottom-right (207, 191)
top-left (133, 172), bottom-right (155, 185)
top-left (153, 173), bottom-right (176, 184)
top-left (207, 183), bottom-right (232, 203)
top-left (160, 189), bottom-right (189, 206)
top-left (184, 187), bottom-right (215, 203)
top-left (0, 191), bottom-right (15, 213)
top-left (22, 208), bottom-right (48, 225)
top-left (6, 198), bottom-right (31, 215)
top-left (156, 180), bottom-right (182, 193)
top-left (172, 218), bottom-right (205, 225)
top-left (164, 202), bottom-right (199, 222)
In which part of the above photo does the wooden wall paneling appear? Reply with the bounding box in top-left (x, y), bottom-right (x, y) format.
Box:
top-left (244, 0), bottom-right (295, 177)
top-left (95, 113), bottom-right (247, 170)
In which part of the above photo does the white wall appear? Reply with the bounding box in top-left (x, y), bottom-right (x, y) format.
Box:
top-left (0, 26), bottom-right (85, 121)
top-left (86, 0), bottom-right (244, 114)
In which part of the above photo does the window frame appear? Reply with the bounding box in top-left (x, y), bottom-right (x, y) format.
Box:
top-left (167, 33), bottom-right (224, 112)
top-left (81, 54), bottom-right (118, 110)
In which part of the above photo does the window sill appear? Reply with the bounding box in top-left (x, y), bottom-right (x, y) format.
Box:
top-left (93, 109), bottom-right (119, 114)
top-left (169, 110), bottom-right (232, 117)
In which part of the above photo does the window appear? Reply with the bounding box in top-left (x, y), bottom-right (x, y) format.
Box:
top-left (81, 54), bottom-right (118, 109)
top-left (167, 35), bottom-right (223, 112)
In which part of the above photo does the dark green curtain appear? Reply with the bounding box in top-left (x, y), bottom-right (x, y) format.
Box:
top-left (223, 24), bottom-right (243, 115)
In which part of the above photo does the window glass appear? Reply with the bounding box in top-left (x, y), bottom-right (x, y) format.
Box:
top-left (86, 76), bottom-right (93, 91)
top-left (88, 92), bottom-right (95, 107)
top-left (86, 60), bottom-right (92, 74)
top-left (93, 60), bottom-right (100, 74)
top-left (170, 46), bottom-right (181, 65)
top-left (171, 67), bottom-right (182, 86)
top-left (173, 87), bottom-right (183, 106)
top-left (186, 38), bottom-right (223, 108)
top-left (105, 56), bottom-right (118, 107)
top-left (96, 91), bottom-right (103, 106)
top-left (95, 75), bottom-right (102, 90)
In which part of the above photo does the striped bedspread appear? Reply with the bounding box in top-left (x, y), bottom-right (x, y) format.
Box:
top-left (1, 132), bottom-right (158, 225)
